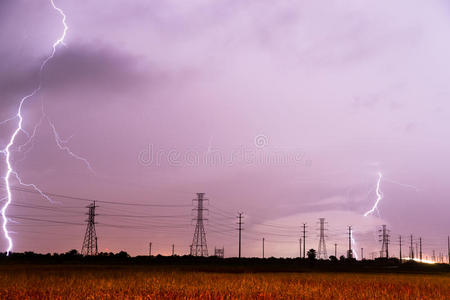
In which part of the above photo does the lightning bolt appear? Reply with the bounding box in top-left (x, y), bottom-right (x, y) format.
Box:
top-left (383, 178), bottom-right (420, 192)
top-left (350, 235), bottom-right (359, 259)
top-left (364, 172), bottom-right (383, 217)
top-left (47, 117), bottom-right (95, 174)
top-left (0, 0), bottom-right (90, 255)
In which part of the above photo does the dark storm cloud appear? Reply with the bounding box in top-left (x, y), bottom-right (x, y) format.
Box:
top-left (0, 43), bottom-right (173, 122)
top-left (0, 44), bottom-right (162, 99)
top-left (42, 45), bottom-right (163, 94)
top-left (0, 0), bottom-right (15, 19)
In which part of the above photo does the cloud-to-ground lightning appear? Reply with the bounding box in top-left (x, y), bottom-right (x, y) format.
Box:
top-left (1, 88), bottom-right (40, 254)
top-left (349, 227), bottom-right (358, 259)
top-left (364, 172), bottom-right (383, 217)
top-left (0, 0), bottom-right (92, 254)
top-left (351, 237), bottom-right (358, 259)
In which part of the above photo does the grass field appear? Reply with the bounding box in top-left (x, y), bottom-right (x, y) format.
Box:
top-left (0, 265), bottom-right (448, 299)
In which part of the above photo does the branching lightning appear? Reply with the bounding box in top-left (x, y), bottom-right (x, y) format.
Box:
top-left (364, 172), bottom-right (383, 217)
top-left (1, 0), bottom-right (92, 254)
top-left (1, 88), bottom-right (40, 254)
top-left (41, 0), bottom-right (68, 72)
top-left (383, 178), bottom-right (420, 192)
top-left (47, 118), bottom-right (95, 174)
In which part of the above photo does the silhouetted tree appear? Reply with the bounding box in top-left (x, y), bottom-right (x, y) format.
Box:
top-left (307, 249), bottom-right (316, 260)
top-left (117, 251), bottom-right (130, 258)
top-left (66, 249), bottom-right (79, 256)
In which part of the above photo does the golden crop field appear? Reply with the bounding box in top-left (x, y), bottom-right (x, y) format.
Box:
top-left (0, 266), bottom-right (448, 299)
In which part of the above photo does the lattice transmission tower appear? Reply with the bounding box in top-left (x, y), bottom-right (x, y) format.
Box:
top-left (379, 224), bottom-right (390, 258)
top-left (317, 218), bottom-right (328, 259)
top-left (81, 202), bottom-right (98, 255)
top-left (190, 193), bottom-right (208, 256)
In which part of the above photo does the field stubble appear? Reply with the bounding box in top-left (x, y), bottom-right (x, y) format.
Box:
top-left (0, 265), bottom-right (448, 299)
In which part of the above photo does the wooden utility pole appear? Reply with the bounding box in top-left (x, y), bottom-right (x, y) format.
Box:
top-left (237, 213), bottom-right (243, 258)
top-left (419, 237), bottom-right (422, 261)
top-left (302, 223), bottom-right (307, 258)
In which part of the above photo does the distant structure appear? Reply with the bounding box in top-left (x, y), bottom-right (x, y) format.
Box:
top-left (190, 193), bottom-right (208, 256)
top-left (379, 225), bottom-right (390, 258)
top-left (447, 236), bottom-right (450, 264)
top-left (409, 234), bottom-right (414, 259)
top-left (81, 202), bottom-right (98, 256)
top-left (302, 223), bottom-right (307, 258)
top-left (237, 212), bottom-right (244, 258)
top-left (419, 237), bottom-right (423, 261)
top-left (347, 226), bottom-right (353, 259)
top-left (317, 218), bottom-right (327, 259)
top-left (214, 247), bottom-right (224, 258)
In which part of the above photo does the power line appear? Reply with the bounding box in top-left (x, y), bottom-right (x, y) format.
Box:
top-left (98, 214), bottom-right (191, 218)
top-left (2, 184), bottom-right (191, 207)
top-left (9, 216), bottom-right (84, 226)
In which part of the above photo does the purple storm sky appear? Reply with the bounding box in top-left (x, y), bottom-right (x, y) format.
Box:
top-left (0, 0), bottom-right (449, 258)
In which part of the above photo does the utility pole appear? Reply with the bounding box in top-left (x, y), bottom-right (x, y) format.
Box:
top-left (379, 225), bottom-right (390, 258)
top-left (191, 193), bottom-right (208, 256)
top-left (237, 212), bottom-right (243, 258)
top-left (334, 243), bottom-right (337, 258)
top-left (302, 223), bottom-right (307, 258)
top-left (410, 235), bottom-right (414, 260)
top-left (347, 226), bottom-right (353, 259)
top-left (317, 218), bottom-right (327, 259)
top-left (262, 238), bottom-right (265, 259)
top-left (399, 235), bottom-right (402, 262)
top-left (419, 237), bottom-right (422, 261)
top-left (172, 244), bottom-right (174, 256)
top-left (361, 248), bottom-right (364, 260)
top-left (448, 236), bottom-right (449, 264)
top-left (149, 242), bottom-right (152, 256)
top-left (81, 201), bottom-right (98, 256)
